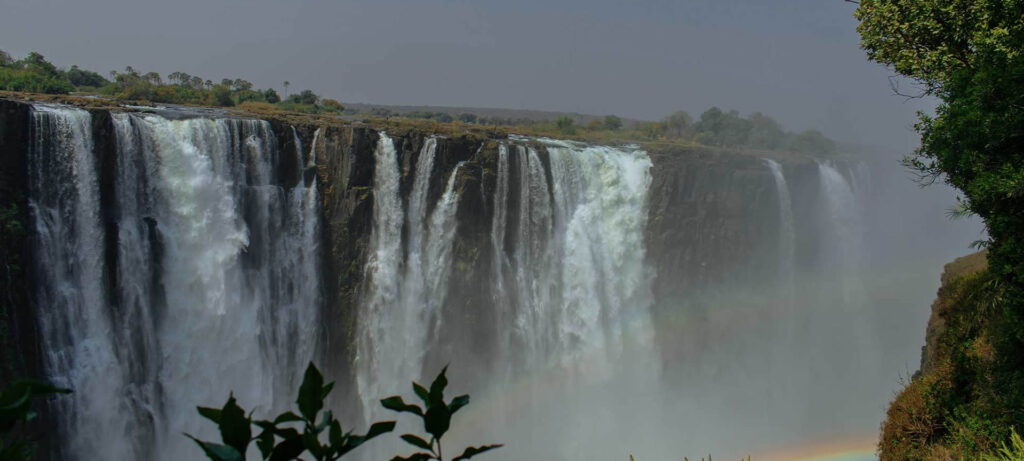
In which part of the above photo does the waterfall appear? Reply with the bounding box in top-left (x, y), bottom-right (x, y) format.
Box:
top-left (490, 139), bottom-right (657, 376)
top-left (356, 134), bottom-right (468, 420)
top-left (28, 107), bottom-right (321, 461)
top-left (764, 159), bottom-right (795, 301)
top-left (29, 105), bottom-right (135, 460)
top-left (817, 161), bottom-right (866, 306)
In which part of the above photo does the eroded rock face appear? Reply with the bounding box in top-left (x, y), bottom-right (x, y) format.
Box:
top-left (0, 99), bottom-right (39, 387)
top-left (0, 96), bottom-right (843, 434)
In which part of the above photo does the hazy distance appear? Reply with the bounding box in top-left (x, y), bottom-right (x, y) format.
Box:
top-left (1, 0), bottom-right (930, 151)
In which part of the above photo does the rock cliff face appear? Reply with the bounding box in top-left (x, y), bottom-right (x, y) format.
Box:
top-left (0, 97), bottom-right (862, 459)
top-left (0, 96), bottom-right (849, 379)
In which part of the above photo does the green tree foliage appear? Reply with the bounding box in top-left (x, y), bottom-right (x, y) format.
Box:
top-left (211, 85), bottom-right (235, 107)
top-left (855, 0), bottom-right (1024, 457)
top-left (264, 89), bottom-right (281, 104)
top-left (289, 90), bottom-right (319, 105)
top-left (555, 116), bottom-right (576, 134)
top-left (786, 129), bottom-right (836, 156)
top-left (187, 362), bottom-right (395, 461)
top-left (382, 367), bottom-right (502, 461)
top-left (695, 107), bottom-right (752, 147)
top-left (0, 50), bottom-right (75, 94)
top-left (603, 115), bottom-right (623, 131)
top-left (65, 65), bottom-right (109, 88)
top-left (746, 112), bottom-right (786, 150)
top-left (1, 379), bottom-right (71, 460)
top-left (661, 110), bottom-right (692, 138)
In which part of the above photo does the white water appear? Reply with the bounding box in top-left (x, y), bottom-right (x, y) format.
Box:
top-left (29, 105), bottom-right (134, 460)
top-left (765, 159), bottom-right (796, 301)
top-left (26, 105), bottom-right (918, 461)
top-left (29, 107), bottom-right (321, 461)
top-left (357, 134), bottom-right (468, 421)
top-left (818, 161), bottom-right (866, 306)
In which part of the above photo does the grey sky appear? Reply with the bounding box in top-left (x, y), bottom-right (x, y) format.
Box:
top-left (1, 0), bottom-right (930, 150)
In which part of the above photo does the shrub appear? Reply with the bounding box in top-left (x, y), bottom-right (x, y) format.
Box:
top-left (0, 379), bottom-right (71, 460)
top-left (383, 366), bottom-right (502, 461)
top-left (322, 99), bottom-right (345, 113)
top-left (187, 362), bottom-right (395, 461)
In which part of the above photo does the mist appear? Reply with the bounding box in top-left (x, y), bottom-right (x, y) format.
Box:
top-left (0, 1), bottom-right (989, 460)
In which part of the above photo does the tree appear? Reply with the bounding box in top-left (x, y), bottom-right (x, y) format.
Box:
top-left (264, 88), bottom-right (280, 104)
top-left (66, 65), bottom-right (109, 88)
top-left (322, 99), bottom-right (344, 112)
top-left (283, 81), bottom-right (290, 98)
top-left (0, 49), bottom-right (12, 67)
top-left (211, 84), bottom-right (234, 107)
top-left (289, 89), bottom-right (319, 105)
top-left (232, 79), bottom-right (253, 92)
top-left (143, 72), bottom-right (162, 86)
top-left (746, 112), bottom-right (785, 150)
top-left (662, 111), bottom-right (692, 138)
top-left (855, 0), bottom-right (1024, 455)
top-left (555, 116), bottom-right (575, 134)
top-left (603, 115), bottom-right (623, 131)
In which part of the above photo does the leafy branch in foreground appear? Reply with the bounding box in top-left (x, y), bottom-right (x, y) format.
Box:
top-left (187, 362), bottom-right (395, 461)
top-left (0, 379), bottom-right (71, 461)
top-left (383, 366), bottom-right (501, 461)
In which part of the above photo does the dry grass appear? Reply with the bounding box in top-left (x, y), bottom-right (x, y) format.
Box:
top-left (879, 365), bottom-right (952, 461)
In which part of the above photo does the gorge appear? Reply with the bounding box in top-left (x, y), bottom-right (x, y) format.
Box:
top-left (0, 98), bottom-right (976, 460)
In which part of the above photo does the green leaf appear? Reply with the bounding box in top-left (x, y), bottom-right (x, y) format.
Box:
top-left (413, 382), bottom-right (430, 406)
top-left (197, 406), bottom-right (223, 424)
top-left (365, 420), bottom-right (397, 439)
top-left (339, 420), bottom-right (396, 456)
top-left (315, 410), bottom-right (333, 434)
top-left (390, 452), bottom-right (435, 461)
top-left (448, 394), bottom-right (470, 415)
top-left (185, 434), bottom-right (244, 461)
top-left (451, 444), bottom-right (503, 461)
top-left (219, 394), bottom-right (252, 453)
top-left (273, 411), bottom-right (303, 425)
top-left (269, 436), bottom-right (306, 461)
top-left (302, 431), bottom-right (325, 458)
top-left (428, 366), bottom-right (448, 407)
top-left (400, 434), bottom-right (433, 451)
top-left (424, 404), bottom-right (451, 440)
top-left (297, 362), bottom-right (325, 421)
top-left (381, 396), bottom-right (423, 416)
top-left (329, 420), bottom-right (344, 448)
top-left (256, 429), bottom-right (276, 459)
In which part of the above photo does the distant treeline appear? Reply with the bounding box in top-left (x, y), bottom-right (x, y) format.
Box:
top-left (366, 107), bottom-right (836, 155)
top-left (648, 108), bottom-right (837, 155)
top-left (0, 50), bottom-right (343, 114)
top-left (1, 50), bottom-right (836, 155)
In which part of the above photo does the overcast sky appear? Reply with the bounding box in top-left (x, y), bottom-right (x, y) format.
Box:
top-left (1, 0), bottom-right (932, 150)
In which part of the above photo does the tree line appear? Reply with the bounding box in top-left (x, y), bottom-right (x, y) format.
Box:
top-left (0, 50), bottom-right (343, 114)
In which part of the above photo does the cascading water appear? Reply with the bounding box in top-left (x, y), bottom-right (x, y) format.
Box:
top-left (28, 106), bottom-right (321, 461)
top-left (357, 134), bottom-right (467, 420)
top-left (817, 161), bottom-right (866, 306)
top-left (29, 105), bottom-right (134, 460)
top-left (20, 100), bottom-right (912, 461)
top-left (764, 159), bottom-right (796, 301)
top-left (482, 139), bottom-right (661, 459)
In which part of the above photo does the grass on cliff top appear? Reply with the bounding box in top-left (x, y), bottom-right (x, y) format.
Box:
top-left (879, 251), bottom-right (1024, 461)
top-left (0, 90), bottom-right (840, 162)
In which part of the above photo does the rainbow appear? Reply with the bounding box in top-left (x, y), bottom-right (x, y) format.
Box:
top-left (756, 434), bottom-right (877, 461)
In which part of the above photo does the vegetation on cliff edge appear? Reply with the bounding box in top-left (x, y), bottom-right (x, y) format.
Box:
top-left (855, 1), bottom-right (1024, 458)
